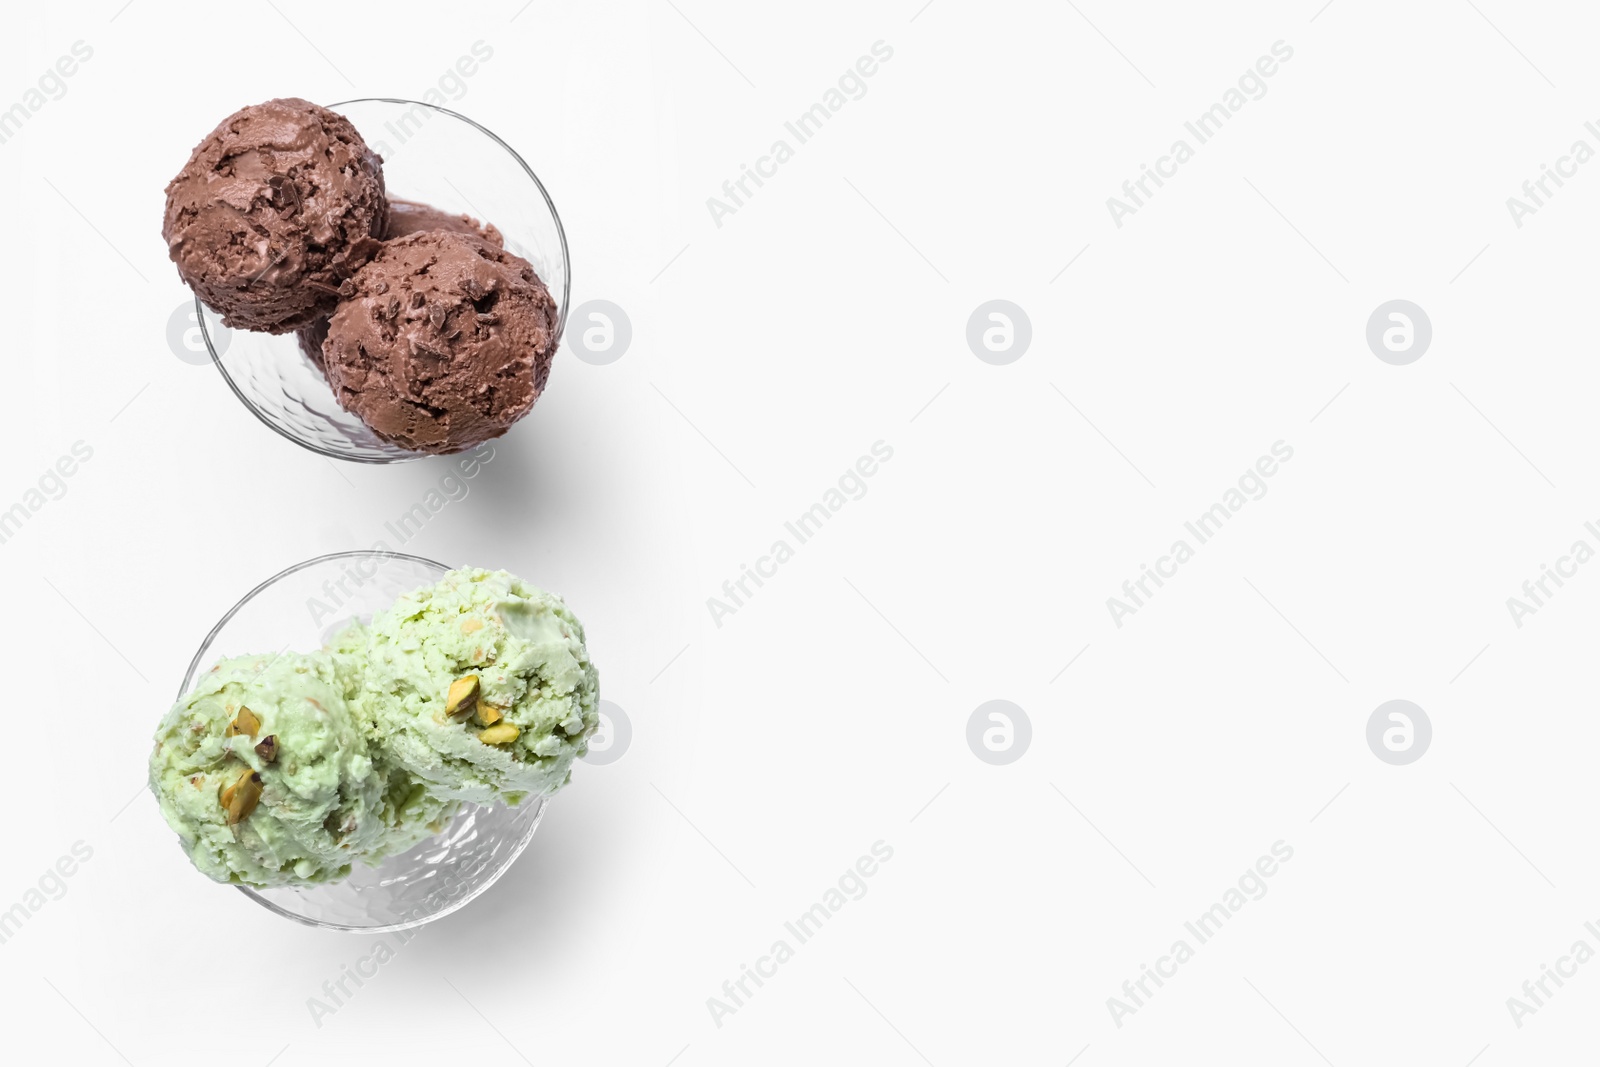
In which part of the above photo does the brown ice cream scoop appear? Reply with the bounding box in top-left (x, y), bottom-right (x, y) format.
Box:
top-left (321, 231), bottom-right (559, 454)
top-left (296, 199), bottom-right (504, 371)
top-left (162, 98), bottom-right (388, 334)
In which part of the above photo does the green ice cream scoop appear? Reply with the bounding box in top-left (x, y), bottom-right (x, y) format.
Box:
top-left (148, 651), bottom-right (389, 887)
top-left (358, 568), bottom-right (600, 805)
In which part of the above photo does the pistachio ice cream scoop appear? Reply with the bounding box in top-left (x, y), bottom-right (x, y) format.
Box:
top-left (149, 651), bottom-right (388, 887)
top-left (357, 568), bottom-right (600, 805)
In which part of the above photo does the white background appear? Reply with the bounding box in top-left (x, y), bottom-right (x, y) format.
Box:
top-left (2, 0), bottom-right (1598, 1063)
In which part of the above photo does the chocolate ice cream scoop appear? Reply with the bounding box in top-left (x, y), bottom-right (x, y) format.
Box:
top-left (322, 231), bottom-right (559, 454)
top-left (297, 199), bottom-right (504, 371)
top-left (163, 98), bottom-right (388, 333)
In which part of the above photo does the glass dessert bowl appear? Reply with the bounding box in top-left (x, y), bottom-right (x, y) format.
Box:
top-left (196, 98), bottom-right (570, 464)
top-left (177, 550), bottom-right (548, 932)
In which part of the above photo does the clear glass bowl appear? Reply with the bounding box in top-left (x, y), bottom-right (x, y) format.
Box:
top-left (196, 98), bottom-right (571, 464)
top-left (176, 551), bottom-right (548, 932)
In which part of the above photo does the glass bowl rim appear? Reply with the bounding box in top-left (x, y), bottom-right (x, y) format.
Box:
top-left (197, 96), bottom-right (572, 466)
top-left (177, 548), bottom-right (447, 700)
